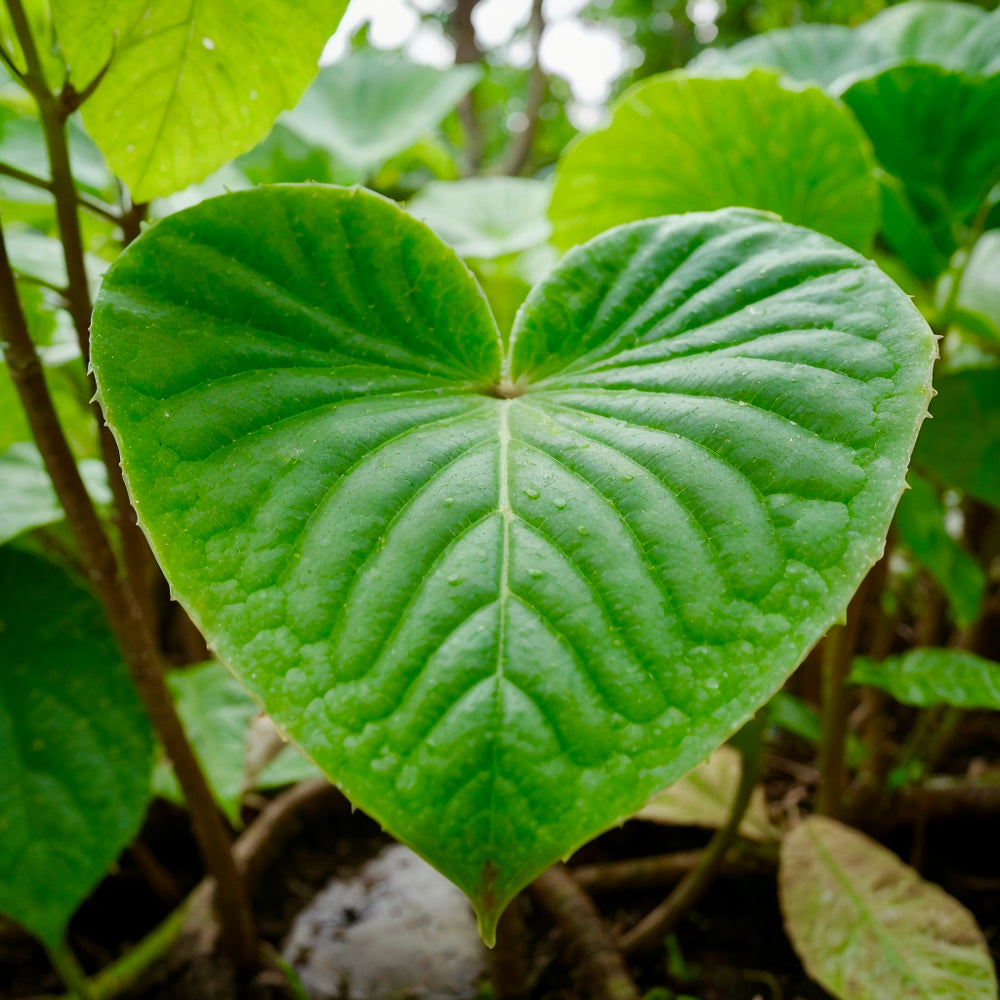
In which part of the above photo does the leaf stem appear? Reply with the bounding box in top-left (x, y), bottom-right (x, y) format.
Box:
top-left (0, 221), bottom-right (259, 969)
top-left (0, 161), bottom-right (122, 224)
top-left (816, 563), bottom-right (878, 818)
top-left (532, 864), bottom-right (640, 1000)
top-left (45, 940), bottom-right (96, 1000)
top-left (620, 712), bottom-right (766, 954)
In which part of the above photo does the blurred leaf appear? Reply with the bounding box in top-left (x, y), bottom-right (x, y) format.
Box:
top-left (3, 224), bottom-right (107, 295)
top-left (688, 24), bottom-right (886, 88)
top-left (51, 0), bottom-right (348, 201)
top-left (878, 173), bottom-right (953, 282)
top-left (636, 745), bottom-right (779, 842)
top-left (154, 660), bottom-right (318, 824)
top-left (281, 50), bottom-right (481, 183)
top-left (550, 70), bottom-right (880, 253)
top-left (841, 66), bottom-right (1000, 225)
top-left (938, 231), bottom-right (1000, 346)
top-left (780, 815), bottom-right (997, 1000)
top-left (0, 442), bottom-right (110, 545)
top-left (913, 368), bottom-right (1000, 508)
top-left (408, 177), bottom-right (553, 260)
top-left (767, 691), bottom-right (865, 767)
top-left (895, 472), bottom-right (986, 627)
top-left (0, 548), bottom-right (155, 947)
top-left (855, 1), bottom-right (992, 71)
top-left (851, 649), bottom-right (1000, 710)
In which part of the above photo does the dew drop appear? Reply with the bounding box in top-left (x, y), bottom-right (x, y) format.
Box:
top-left (447, 574), bottom-right (462, 587)
top-left (523, 487), bottom-right (540, 500)
top-left (443, 496), bottom-right (455, 507)
top-left (528, 568), bottom-right (543, 579)
top-left (577, 525), bottom-right (589, 536)
top-left (201, 36), bottom-right (215, 49)
top-left (552, 498), bottom-right (567, 510)
top-left (622, 473), bottom-right (634, 482)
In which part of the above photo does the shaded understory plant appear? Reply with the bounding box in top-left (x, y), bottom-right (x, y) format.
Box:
top-left (1, 1), bottom-right (999, 998)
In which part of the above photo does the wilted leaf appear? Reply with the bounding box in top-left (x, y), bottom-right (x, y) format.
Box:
top-left (780, 815), bottom-right (997, 1000)
top-left (636, 745), bottom-right (778, 841)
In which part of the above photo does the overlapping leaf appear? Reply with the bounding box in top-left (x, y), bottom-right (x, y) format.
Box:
top-left (51, 0), bottom-right (348, 200)
top-left (549, 71), bottom-right (880, 253)
top-left (0, 548), bottom-right (155, 947)
top-left (91, 185), bottom-right (934, 938)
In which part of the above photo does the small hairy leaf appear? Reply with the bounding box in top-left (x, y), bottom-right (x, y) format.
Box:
top-left (91, 186), bottom-right (934, 939)
top-left (851, 649), bottom-right (1000, 709)
top-left (780, 816), bottom-right (998, 1000)
top-left (0, 548), bottom-right (155, 947)
top-left (549, 71), bottom-right (880, 253)
top-left (50, 0), bottom-right (348, 200)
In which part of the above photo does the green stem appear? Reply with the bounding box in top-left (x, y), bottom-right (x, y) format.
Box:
top-left (935, 195), bottom-right (992, 333)
top-left (620, 712), bottom-right (766, 955)
top-left (45, 940), bottom-right (96, 1000)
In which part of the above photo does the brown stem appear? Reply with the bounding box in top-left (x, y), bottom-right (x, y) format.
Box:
top-left (572, 842), bottom-right (776, 894)
top-left (502, 0), bottom-right (546, 176)
top-left (531, 865), bottom-right (640, 1000)
top-left (489, 895), bottom-right (530, 999)
top-left (0, 222), bottom-right (258, 968)
top-left (619, 716), bottom-right (765, 955)
top-left (6, 0), bottom-right (164, 626)
top-left (449, 0), bottom-right (484, 174)
top-left (816, 565), bottom-right (877, 818)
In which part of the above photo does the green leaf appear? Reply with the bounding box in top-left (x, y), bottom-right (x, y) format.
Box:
top-left (90, 186), bottom-right (935, 940)
top-left (780, 815), bottom-right (998, 1000)
top-left (840, 66), bottom-right (1000, 224)
top-left (938, 231), bottom-right (1000, 345)
top-left (0, 548), bottom-right (155, 947)
top-left (687, 24), bottom-right (887, 89)
top-left (549, 71), bottom-right (880, 254)
top-left (408, 178), bottom-right (553, 261)
top-left (280, 50), bottom-right (481, 184)
top-left (153, 660), bottom-right (318, 824)
top-left (0, 442), bottom-right (110, 545)
top-left (851, 649), bottom-right (1000, 710)
top-left (50, 0), bottom-right (348, 201)
top-left (636, 745), bottom-right (778, 842)
top-left (767, 691), bottom-right (865, 767)
top-left (895, 472), bottom-right (985, 627)
top-left (855, 1), bottom-right (991, 71)
top-left (913, 368), bottom-right (1000, 509)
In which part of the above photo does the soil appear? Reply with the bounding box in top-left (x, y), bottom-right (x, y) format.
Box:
top-left (2, 751), bottom-right (999, 1000)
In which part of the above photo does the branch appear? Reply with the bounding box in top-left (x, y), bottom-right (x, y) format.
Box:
top-left (502, 0), bottom-right (546, 176)
top-left (0, 220), bottom-right (258, 969)
top-left (0, 161), bottom-right (122, 225)
top-left (531, 865), bottom-right (640, 1000)
top-left (449, 0), bottom-right (485, 175)
top-left (620, 715), bottom-right (766, 955)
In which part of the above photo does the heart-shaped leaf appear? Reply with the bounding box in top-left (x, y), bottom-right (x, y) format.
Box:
top-left (549, 71), bottom-right (880, 254)
top-left (91, 186), bottom-right (934, 939)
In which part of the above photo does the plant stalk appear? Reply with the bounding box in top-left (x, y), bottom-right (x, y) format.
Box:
top-left (46, 940), bottom-right (96, 1000)
top-left (0, 221), bottom-right (258, 968)
top-left (532, 864), bottom-right (640, 1000)
top-left (620, 713), bottom-right (766, 954)
top-left (816, 566), bottom-right (876, 818)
